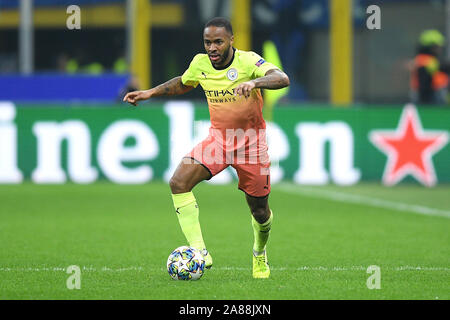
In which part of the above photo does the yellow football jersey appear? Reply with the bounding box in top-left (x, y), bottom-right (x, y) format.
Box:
top-left (181, 49), bottom-right (278, 133)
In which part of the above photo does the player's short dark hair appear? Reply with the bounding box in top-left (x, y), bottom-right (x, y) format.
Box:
top-left (204, 17), bottom-right (233, 35)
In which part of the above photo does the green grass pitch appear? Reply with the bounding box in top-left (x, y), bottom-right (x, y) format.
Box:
top-left (0, 182), bottom-right (449, 300)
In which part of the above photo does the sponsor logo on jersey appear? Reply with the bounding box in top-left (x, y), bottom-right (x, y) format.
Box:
top-left (204, 89), bottom-right (235, 97)
top-left (204, 88), bottom-right (238, 103)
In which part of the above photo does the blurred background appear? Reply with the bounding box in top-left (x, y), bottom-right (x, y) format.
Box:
top-left (1, 0), bottom-right (449, 104)
top-left (0, 0), bottom-right (449, 186)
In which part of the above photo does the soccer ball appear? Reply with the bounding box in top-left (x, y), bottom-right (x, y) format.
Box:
top-left (166, 246), bottom-right (205, 280)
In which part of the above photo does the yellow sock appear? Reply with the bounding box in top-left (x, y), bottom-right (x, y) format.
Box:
top-left (252, 210), bottom-right (273, 255)
top-left (171, 192), bottom-right (206, 250)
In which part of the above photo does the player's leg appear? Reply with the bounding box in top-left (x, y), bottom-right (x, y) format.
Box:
top-left (169, 158), bottom-right (212, 194)
top-left (169, 158), bottom-right (214, 268)
top-left (234, 162), bottom-right (272, 278)
top-left (245, 193), bottom-right (272, 253)
top-left (245, 193), bottom-right (273, 278)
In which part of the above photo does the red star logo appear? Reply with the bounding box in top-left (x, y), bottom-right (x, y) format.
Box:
top-left (369, 105), bottom-right (449, 186)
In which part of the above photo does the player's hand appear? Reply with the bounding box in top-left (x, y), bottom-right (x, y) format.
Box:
top-left (123, 90), bottom-right (152, 106)
top-left (235, 81), bottom-right (256, 99)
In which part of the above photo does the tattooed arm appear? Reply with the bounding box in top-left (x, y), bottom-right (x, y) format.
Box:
top-left (123, 76), bottom-right (194, 106)
top-left (234, 69), bottom-right (290, 98)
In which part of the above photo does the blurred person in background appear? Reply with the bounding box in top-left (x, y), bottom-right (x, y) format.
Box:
top-left (254, 0), bottom-right (307, 101)
top-left (410, 29), bottom-right (450, 105)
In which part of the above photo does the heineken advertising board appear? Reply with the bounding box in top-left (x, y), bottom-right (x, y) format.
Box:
top-left (0, 101), bottom-right (448, 186)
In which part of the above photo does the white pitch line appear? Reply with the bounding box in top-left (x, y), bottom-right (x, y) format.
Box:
top-left (0, 266), bottom-right (449, 272)
top-left (277, 183), bottom-right (450, 219)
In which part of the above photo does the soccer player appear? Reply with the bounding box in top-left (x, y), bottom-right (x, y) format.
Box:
top-left (124, 17), bottom-right (290, 278)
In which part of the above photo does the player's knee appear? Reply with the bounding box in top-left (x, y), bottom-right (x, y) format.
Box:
top-left (169, 176), bottom-right (191, 194)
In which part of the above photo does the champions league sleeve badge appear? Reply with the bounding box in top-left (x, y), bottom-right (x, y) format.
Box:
top-left (255, 59), bottom-right (266, 67)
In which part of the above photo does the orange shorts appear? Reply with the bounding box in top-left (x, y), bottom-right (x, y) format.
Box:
top-left (184, 131), bottom-right (271, 198)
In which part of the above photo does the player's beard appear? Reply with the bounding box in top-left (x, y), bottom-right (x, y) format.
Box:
top-left (220, 45), bottom-right (231, 64)
top-left (211, 44), bottom-right (232, 67)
